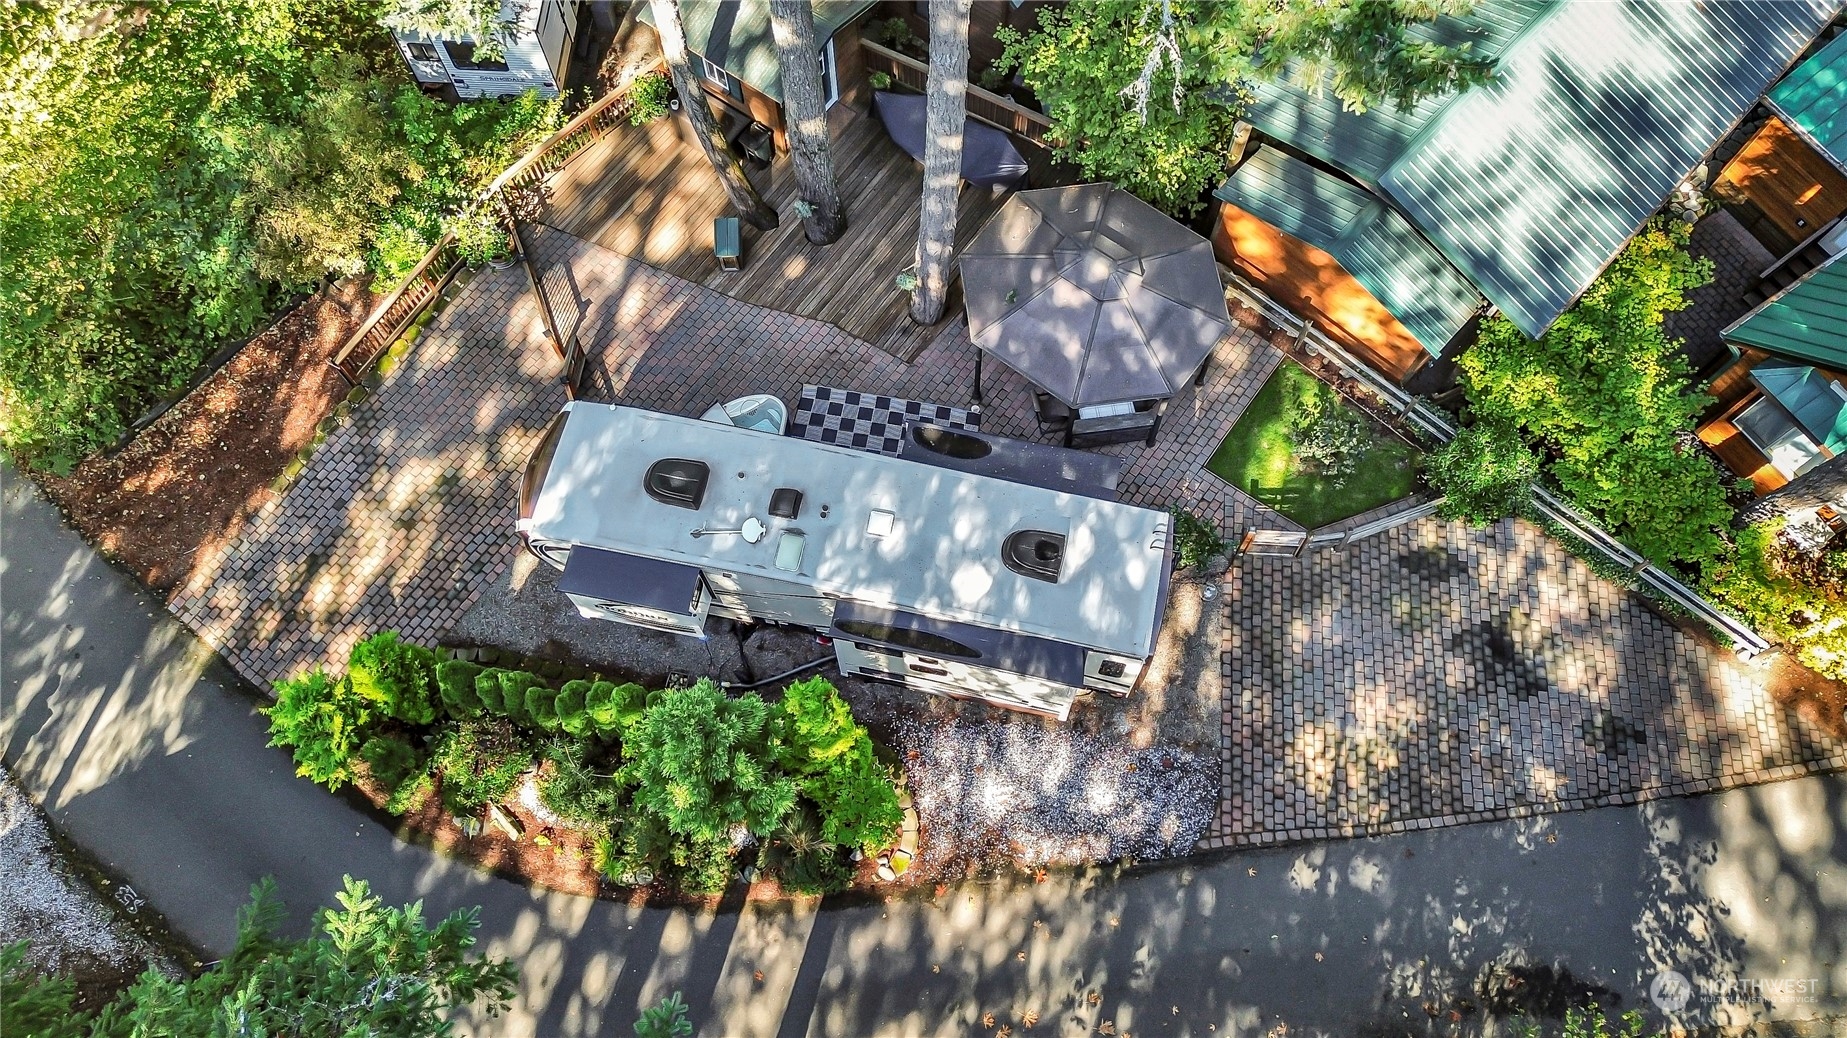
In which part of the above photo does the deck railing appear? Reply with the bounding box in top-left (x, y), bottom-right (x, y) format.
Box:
top-left (330, 63), bottom-right (662, 385)
top-left (859, 39), bottom-right (1053, 147)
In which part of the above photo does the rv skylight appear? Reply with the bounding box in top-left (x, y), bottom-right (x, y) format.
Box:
top-left (1003, 529), bottom-right (1065, 583)
top-left (645, 459), bottom-right (709, 509)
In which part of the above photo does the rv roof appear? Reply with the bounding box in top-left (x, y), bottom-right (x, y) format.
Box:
top-left (525, 403), bottom-right (1172, 655)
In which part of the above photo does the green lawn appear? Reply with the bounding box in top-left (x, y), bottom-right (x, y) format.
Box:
top-left (1206, 362), bottom-right (1420, 529)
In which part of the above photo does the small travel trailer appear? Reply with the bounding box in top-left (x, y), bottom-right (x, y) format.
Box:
top-left (393, 0), bottom-right (581, 100)
top-left (517, 402), bottom-right (1175, 720)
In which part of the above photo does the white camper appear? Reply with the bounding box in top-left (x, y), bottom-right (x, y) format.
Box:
top-left (517, 402), bottom-right (1175, 720)
top-left (394, 0), bottom-right (581, 100)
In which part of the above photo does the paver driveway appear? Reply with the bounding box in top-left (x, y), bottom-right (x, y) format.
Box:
top-left (1206, 518), bottom-right (1847, 849)
top-left (166, 224), bottom-right (1846, 851)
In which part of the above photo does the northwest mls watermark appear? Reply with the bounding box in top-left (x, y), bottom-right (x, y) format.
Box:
top-left (1650, 970), bottom-right (1821, 1013)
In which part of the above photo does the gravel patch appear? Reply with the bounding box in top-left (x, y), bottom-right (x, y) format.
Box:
top-left (0, 766), bottom-right (162, 976)
top-left (893, 716), bottom-right (1215, 870)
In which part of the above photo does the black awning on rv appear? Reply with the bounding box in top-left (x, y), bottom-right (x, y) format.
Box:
top-left (559, 546), bottom-right (703, 614)
top-left (829, 602), bottom-right (1087, 686)
top-left (898, 424), bottom-right (1123, 500)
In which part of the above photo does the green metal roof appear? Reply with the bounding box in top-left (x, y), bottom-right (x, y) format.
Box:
top-left (1725, 251), bottom-right (1847, 370)
top-left (1214, 147), bottom-right (1484, 355)
top-left (1242, 0), bottom-right (1554, 184)
top-left (1750, 360), bottom-right (1847, 454)
top-left (639, 0), bottom-right (874, 103)
top-left (1378, 0), bottom-right (1838, 340)
top-left (1768, 29), bottom-right (1847, 174)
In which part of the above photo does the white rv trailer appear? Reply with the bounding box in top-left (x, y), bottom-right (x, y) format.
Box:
top-left (517, 402), bottom-right (1175, 720)
top-left (393, 0), bottom-right (581, 100)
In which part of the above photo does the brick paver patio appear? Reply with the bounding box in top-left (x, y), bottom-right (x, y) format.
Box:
top-left (1200, 518), bottom-right (1847, 849)
top-left (169, 226), bottom-right (1283, 688)
top-left (168, 223), bottom-right (1845, 853)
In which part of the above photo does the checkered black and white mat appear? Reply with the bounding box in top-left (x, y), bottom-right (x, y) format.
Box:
top-left (792, 384), bottom-right (980, 457)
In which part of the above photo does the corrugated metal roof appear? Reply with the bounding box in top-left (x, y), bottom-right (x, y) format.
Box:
top-left (1768, 29), bottom-right (1847, 173)
top-left (1242, 0), bottom-right (1554, 184)
top-left (1214, 147), bottom-right (1484, 355)
top-left (1725, 250), bottom-right (1847, 370)
top-left (1379, 0), bottom-right (1837, 340)
top-left (638, 0), bottom-right (874, 103)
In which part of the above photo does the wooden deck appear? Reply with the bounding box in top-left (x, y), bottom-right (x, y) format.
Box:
top-left (541, 103), bottom-right (1011, 359)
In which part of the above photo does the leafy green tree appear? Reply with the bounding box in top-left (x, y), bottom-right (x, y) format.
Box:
top-left (1454, 220), bottom-right (1728, 570)
top-left (621, 679), bottom-right (797, 843)
top-left (348, 631), bottom-right (441, 726)
top-left (265, 669), bottom-right (374, 791)
top-left (436, 659), bottom-right (485, 718)
top-left (0, 2), bottom-right (561, 468)
top-left (998, 0), bottom-right (1493, 215)
top-left (2, 877), bottom-right (516, 1038)
top-left (1428, 421), bottom-right (1540, 524)
top-left (0, 941), bottom-right (85, 1038)
top-left (770, 678), bottom-right (902, 851)
top-left (384, 0), bottom-right (521, 62)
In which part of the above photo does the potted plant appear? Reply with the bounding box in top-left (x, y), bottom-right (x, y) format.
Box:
top-left (868, 70), bottom-right (893, 91)
top-left (444, 200), bottom-right (515, 269)
top-left (628, 72), bottom-right (673, 125)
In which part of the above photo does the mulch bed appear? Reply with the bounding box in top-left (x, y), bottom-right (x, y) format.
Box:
top-left (33, 280), bottom-right (377, 598)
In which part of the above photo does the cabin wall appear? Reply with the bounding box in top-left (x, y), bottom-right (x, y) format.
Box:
top-left (832, 20), bottom-right (871, 112)
top-left (1210, 201), bottom-right (1432, 383)
top-left (874, 1), bottom-right (1049, 78)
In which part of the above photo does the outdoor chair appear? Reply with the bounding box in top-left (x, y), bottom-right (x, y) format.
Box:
top-left (1033, 391), bottom-right (1074, 436)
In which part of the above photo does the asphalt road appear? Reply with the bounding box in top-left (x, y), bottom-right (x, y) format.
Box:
top-left (4, 462), bottom-right (1844, 1037)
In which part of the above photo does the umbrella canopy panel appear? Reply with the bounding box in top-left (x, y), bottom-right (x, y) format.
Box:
top-left (960, 184), bottom-right (1231, 407)
top-left (873, 91), bottom-right (1028, 189)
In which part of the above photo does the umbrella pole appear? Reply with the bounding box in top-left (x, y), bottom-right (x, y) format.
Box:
top-left (972, 349), bottom-right (984, 407)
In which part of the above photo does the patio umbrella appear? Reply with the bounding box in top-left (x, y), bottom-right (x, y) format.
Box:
top-left (960, 183), bottom-right (1231, 408)
top-left (873, 91), bottom-right (1028, 189)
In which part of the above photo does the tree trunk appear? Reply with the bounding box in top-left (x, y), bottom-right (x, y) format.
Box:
top-left (648, 0), bottom-right (778, 231)
top-left (768, 0), bottom-right (845, 244)
top-left (910, 0), bottom-right (973, 325)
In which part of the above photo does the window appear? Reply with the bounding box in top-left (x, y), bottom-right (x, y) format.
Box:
top-left (1736, 397), bottom-right (1827, 480)
top-left (644, 459), bottom-right (710, 509)
top-left (443, 40), bottom-right (509, 72)
top-left (835, 619), bottom-right (981, 659)
top-left (1003, 529), bottom-right (1065, 583)
top-left (697, 53), bottom-right (744, 101)
top-left (406, 42), bottom-right (440, 62)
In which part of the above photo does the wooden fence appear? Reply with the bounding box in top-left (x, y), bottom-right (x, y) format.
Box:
top-left (330, 64), bottom-right (660, 385)
top-left (859, 39), bottom-right (1053, 147)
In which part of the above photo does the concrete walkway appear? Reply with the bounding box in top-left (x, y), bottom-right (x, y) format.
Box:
top-left (6, 465), bottom-right (1845, 1036)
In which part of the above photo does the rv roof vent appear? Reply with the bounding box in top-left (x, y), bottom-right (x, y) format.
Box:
top-left (1003, 529), bottom-right (1065, 583)
top-left (769, 487), bottom-right (802, 519)
top-left (644, 458), bottom-right (709, 510)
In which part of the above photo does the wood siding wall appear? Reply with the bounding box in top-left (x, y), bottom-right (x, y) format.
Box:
top-left (876, 0), bottom-right (1050, 76)
top-left (1211, 202), bottom-right (1431, 383)
top-left (1714, 116), bottom-right (1847, 254)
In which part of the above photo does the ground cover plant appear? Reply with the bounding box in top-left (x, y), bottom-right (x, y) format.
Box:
top-left (1429, 219), bottom-right (1847, 685)
top-left (0, 2), bottom-right (563, 470)
top-left (1206, 361), bottom-right (1420, 528)
top-left (1, 876), bottom-right (515, 1038)
top-left (266, 635), bottom-right (905, 896)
